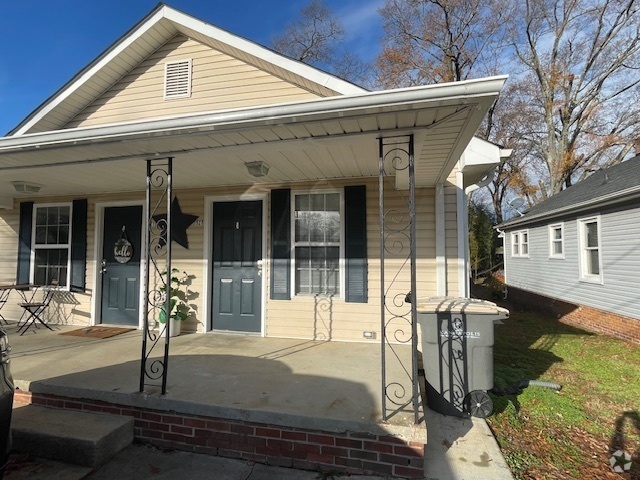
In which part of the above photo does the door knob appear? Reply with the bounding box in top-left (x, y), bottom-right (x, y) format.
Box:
top-left (100, 259), bottom-right (107, 274)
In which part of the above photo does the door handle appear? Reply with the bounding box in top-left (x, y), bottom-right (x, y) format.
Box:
top-left (100, 259), bottom-right (107, 274)
top-left (257, 259), bottom-right (263, 276)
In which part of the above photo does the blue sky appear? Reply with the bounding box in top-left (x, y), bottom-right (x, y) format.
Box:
top-left (0, 0), bottom-right (384, 135)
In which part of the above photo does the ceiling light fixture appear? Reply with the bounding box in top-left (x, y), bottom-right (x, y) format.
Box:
top-left (245, 161), bottom-right (270, 178)
top-left (12, 181), bottom-right (42, 193)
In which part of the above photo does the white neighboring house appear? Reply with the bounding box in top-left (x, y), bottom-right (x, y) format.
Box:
top-left (499, 155), bottom-right (640, 344)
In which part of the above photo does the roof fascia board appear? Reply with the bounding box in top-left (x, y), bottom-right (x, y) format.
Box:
top-left (163, 7), bottom-right (366, 96)
top-left (500, 187), bottom-right (640, 229)
top-left (11, 6), bottom-right (168, 137)
top-left (0, 76), bottom-right (507, 153)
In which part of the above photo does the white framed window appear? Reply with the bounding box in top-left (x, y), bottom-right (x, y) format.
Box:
top-left (548, 223), bottom-right (564, 259)
top-left (164, 59), bottom-right (192, 99)
top-left (292, 191), bottom-right (342, 296)
top-left (578, 216), bottom-right (603, 283)
top-left (511, 230), bottom-right (529, 257)
top-left (32, 203), bottom-right (72, 287)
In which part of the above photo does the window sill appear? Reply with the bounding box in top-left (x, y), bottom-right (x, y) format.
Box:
top-left (579, 276), bottom-right (603, 285)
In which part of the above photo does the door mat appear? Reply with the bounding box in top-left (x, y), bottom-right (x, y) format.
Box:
top-left (59, 326), bottom-right (136, 339)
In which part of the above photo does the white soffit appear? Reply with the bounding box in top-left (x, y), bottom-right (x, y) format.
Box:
top-left (0, 76), bottom-right (507, 198)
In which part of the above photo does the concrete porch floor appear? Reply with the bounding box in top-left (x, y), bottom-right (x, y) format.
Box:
top-left (5, 323), bottom-right (513, 479)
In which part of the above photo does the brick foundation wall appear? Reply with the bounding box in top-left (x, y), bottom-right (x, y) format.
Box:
top-left (507, 286), bottom-right (640, 345)
top-left (13, 390), bottom-right (424, 478)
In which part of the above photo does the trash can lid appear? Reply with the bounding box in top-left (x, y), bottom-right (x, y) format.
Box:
top-left (416, 296), bottom-right (509, 318)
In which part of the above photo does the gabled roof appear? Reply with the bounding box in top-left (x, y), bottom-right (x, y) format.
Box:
top-left (10, 3), bottom-right (366, 136)
top-left (500, 155), bottom-right (640, 229)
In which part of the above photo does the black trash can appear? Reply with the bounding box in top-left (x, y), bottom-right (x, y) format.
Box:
top-left (417, 297), bottom-right (509, 418)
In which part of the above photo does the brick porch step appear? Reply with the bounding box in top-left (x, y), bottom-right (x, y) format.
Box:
top-left (11, 404), bottom-right (133, 468)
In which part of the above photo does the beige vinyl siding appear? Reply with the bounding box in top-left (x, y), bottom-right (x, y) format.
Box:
top-left (0, 177), bottom-right (463, 341)
top-left (0, 208), bottom-right (19, 285)
top-left (0, 209), bottom-right (24, 322)
top-left (65, 35), bottom-right (324, 129)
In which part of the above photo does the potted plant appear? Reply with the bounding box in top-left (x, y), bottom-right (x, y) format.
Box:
top-left (158, 268), bottom-right (191, 337)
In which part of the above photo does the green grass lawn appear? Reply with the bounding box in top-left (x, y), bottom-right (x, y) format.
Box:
top-left (483, 294), bottom-right (640, 479)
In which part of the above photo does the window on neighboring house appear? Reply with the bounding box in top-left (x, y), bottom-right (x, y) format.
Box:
top-left (293, 192), bottom-right (342, 295)
top-left (33, 204), bottom-right (71, 287)
top-left (164, 59), bottom-right (192, 99)
top-left (578, 216), bottom-right (602, 282)
top-left (511, 230), bottom-right (529, 257)
top-left (549, 223), bottom-right (564, 258)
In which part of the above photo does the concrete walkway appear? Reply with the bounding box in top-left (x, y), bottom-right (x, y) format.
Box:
top-left (6, 324), bottom-right (513, 479)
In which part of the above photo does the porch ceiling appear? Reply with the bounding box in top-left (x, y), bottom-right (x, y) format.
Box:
top-left (0, 77), bottom-right (507, 204)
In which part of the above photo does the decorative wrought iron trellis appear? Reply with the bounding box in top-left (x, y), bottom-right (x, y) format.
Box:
top-left (379, 135), bottom-right (420, 424)
top-left (140, 157), bottom-right (173, 394)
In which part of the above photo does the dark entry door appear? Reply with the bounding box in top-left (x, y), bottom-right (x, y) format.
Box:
top-left (212, 201), bottom-right (262, 333)
top-left (101, 205), bottom-right (143, 325)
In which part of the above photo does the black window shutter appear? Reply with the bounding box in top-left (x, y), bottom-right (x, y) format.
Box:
top-left (344, 185), bottom-right (368, 303)
top-left (270, 189), bottom-right (291, 300)
top-left (70, 199), bottom-right (88, 292)
top-left (17, 201), bottom-right (34, 284)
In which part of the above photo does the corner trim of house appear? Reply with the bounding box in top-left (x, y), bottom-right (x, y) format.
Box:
top-left (435, 183), bottom-right (446, 296)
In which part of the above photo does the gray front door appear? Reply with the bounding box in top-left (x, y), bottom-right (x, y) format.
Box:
top-left (101, 205), bottom-right (142, 325)
top-left (212, 201), bottom-right (262, 333)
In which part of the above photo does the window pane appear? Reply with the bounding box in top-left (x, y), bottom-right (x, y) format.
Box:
top-left (35, 226), bottom-right (47, 244)
top-left (522, 244), bottom-right (528, 255)
top-left (59, 206), bottom-right (70, 226)
top-left (295, 246), bottom-right (339, 295)
top-left (308, 210), bottom-right (324, 242)
top-left (513, 244), bottom-right (519, 255)
top-left (59, 225), bottom-right (70, 244)
top-left (326, 193), bottom-right (339, 212)
top-left (554, 228), bottom-right (562, 240)
top-left (522, 232), bottom-right (528, 243)
top-left (326, 211), bottom-right (340, 242)
top-left (34, 249), bottom-right (68, 286)
top-left (295, 212), bottom-right (309, 242)
top-left (35, 206), bottom-right (70, 246)
top-left (586, 222), bottom-right (598, 248)
top-left (553, 242), bottom-right (563, 255)
top-left (588, 249), bottom-right (600, 275)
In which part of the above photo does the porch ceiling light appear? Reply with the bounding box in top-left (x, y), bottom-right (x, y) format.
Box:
top-left (12, 181), bottom-right (42, 193)
top-left (245, 161), bottom-right (270, 177)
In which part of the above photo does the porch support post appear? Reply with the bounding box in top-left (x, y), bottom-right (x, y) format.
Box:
top-left (379, 135), bottom-right (421, 425)
top-left (408, 137), bottom-right (419, 425)
top-left (140, 157), bottom-right (173, 395)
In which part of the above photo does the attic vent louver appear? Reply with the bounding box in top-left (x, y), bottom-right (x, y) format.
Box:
top-left (164, 59), bottom-right (192, 99)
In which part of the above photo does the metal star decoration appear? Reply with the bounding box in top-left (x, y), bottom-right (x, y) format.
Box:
top-left (152, 197), bottom-right (198, 249)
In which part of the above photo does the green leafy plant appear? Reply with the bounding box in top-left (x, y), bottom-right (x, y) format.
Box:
top-left (158, 268), bottom-right (191, 323)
